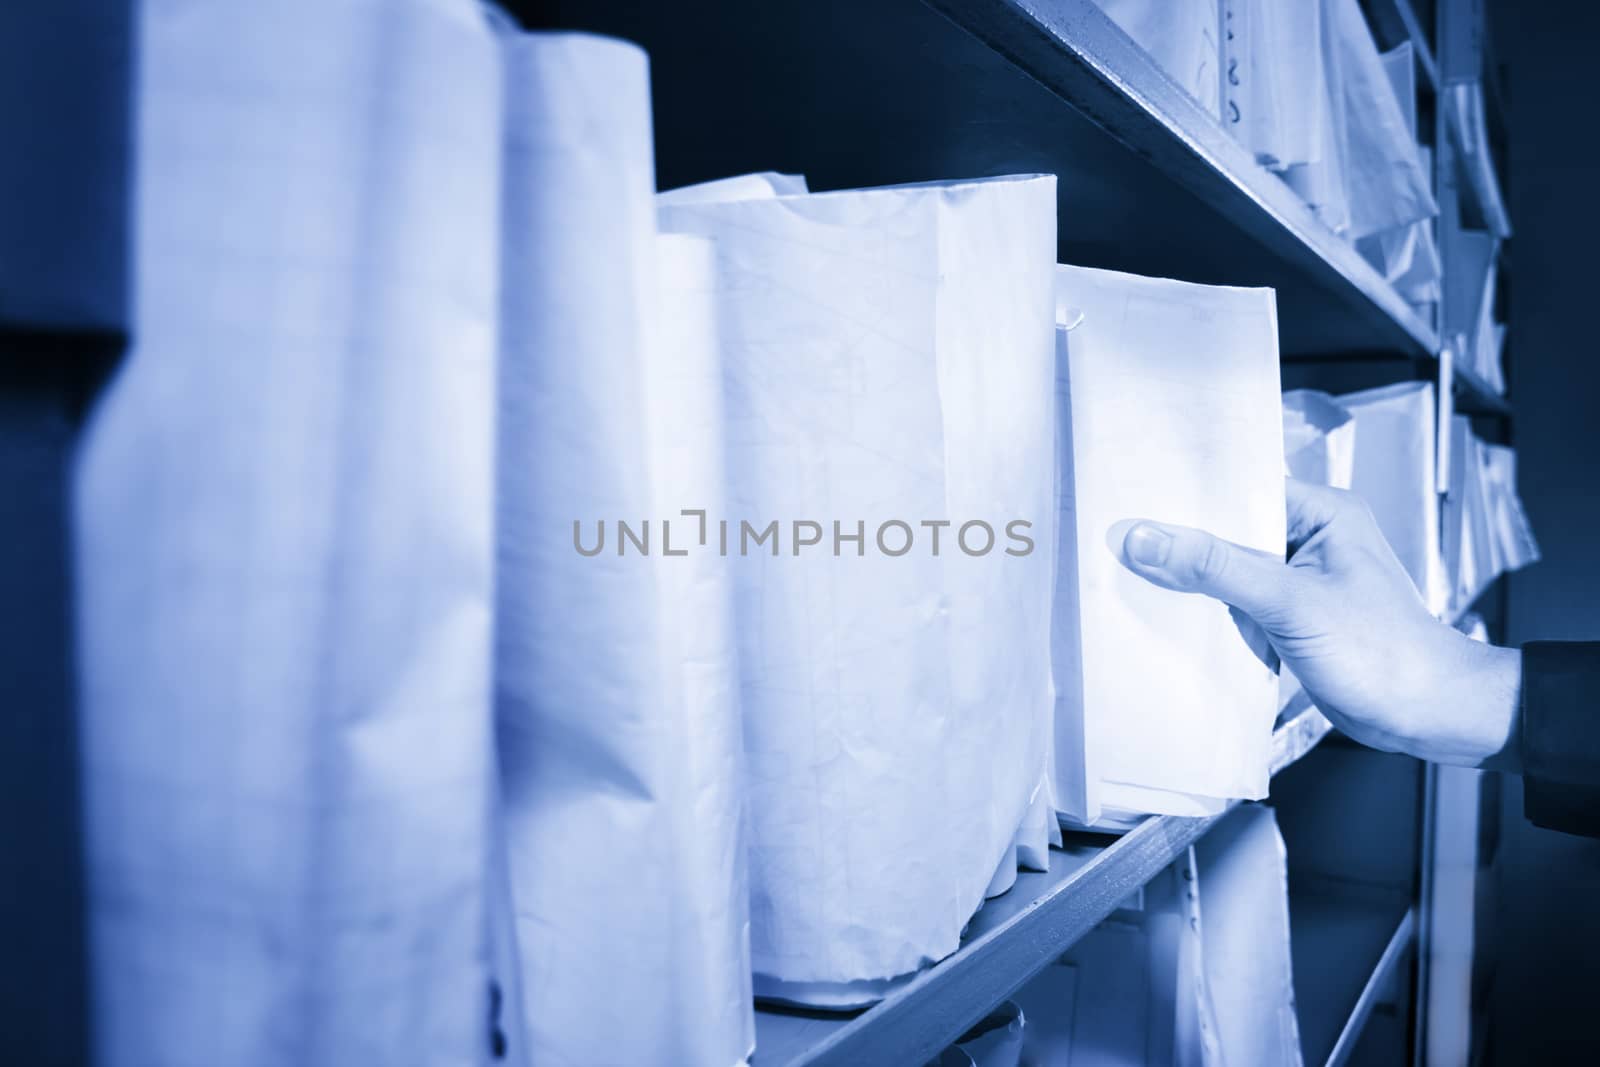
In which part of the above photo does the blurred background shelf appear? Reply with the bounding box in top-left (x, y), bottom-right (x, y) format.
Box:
top-left (526, 0), bottom-right (1438, 359)
top-left (1294, 891), bottom-right (1417, 1067)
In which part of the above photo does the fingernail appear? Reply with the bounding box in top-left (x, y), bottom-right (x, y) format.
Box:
top-left (1125, 523), bottom-right (1172, 567)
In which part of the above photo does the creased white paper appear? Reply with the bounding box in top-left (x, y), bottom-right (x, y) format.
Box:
top-left (1282, 389), bottom-right (1356, 490)
top-left (74, 1), bottom-right (503, 1063)
top-left (1053, 265), bottom-right (1285, 825)
top-left (1222, 0), bottom-right (1326, 172)
top-left (1285, 0), bottom-right (1436, 240)
top-left (1339, 381), bottom-right (1446, 613)
top-left (1193, 805), bottom-right (1304, 1067)
top-left (1095, 0), bottom-right (1222, 118)
top-left (496, 33), bottom-right (754, 1066)
top-left (660, 174), bottom-right (1057, 1006)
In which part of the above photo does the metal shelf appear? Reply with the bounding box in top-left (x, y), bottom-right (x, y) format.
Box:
top-left (1293, 890), bottom-right (1418, 1067)
top-left (537, 0), bottom-right (1443, 357)
top-left (750, 704), bottom-right (1334, 1067)
top-left (921, 0), bottom-right (1441, 359)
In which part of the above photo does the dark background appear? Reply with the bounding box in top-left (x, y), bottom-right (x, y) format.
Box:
top-left (1488, 3), bottom-right (1600, 1060)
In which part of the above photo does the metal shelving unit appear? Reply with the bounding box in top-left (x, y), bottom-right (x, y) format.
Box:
top-left (522, 1), bottom-right (1510, 1062)
top-left (751, 704), bottom-right (1336, 1067)
top-left (921, 0), bottom-right (1439, 359)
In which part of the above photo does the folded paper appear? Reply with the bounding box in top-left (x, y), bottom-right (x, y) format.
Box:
top-left (75, 1), bottom-right (503, 1062)
top-left (1095, 0), bottom-right (1221, 118)
top-left (1282, 389), bottom-right (1357, 490)
top-left (1193, 805), bottom-right (1305, 1067)
top-left (496, 33), bottom-right (753, 1065)
top-left (1053, 265), bottom-right (1285, 826)
top-left (1339, 381), bottom-right (1446, 614)
top-left (660, 173), bottom-right (1057, 1006)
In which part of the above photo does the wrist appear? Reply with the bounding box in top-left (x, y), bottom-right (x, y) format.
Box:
top-left (1409, 635), bottom-right (1522, 770)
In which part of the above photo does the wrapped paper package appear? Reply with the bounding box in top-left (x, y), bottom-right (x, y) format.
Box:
top-left (1286, 0), bottom-right (1436, 240)
top-left (1012, 852), bottom-right (1214, 1066)
top-left (496, 34), bottom-right (754, 1065)
top-left (1481, 443), bottom-right (1541, 575)
top-left (1282, 389), bottom-right (1357, 490)
top-left (1053, 265), bottom-right (1285, 828)
top-left (1340, 381), bottom-right (1447, 614)
top-left (1442, 416), bottom-right (1492, 614)
top-left (659, 173), bottom-right (1057, 1006)
top-left (1357, 44), bottom-right (1443, 303)
top-left (1221, 0), bottom-right (1326, 172)
top-left (1193, 805), bottom-right (1305, 1067)
top-left (1093, 0), bottom-right (1221, 118)
top-left (74, 1), bottom-right (503, 1063)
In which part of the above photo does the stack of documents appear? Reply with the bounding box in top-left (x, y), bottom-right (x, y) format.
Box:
top-left (75, 1), bottom-right (504, 1063)
top-left (1221, 0), bottom-right (1326, 172)
top-left (1094, 0), bottom-right (1221, 118)
top-left (495, 32), bottom-right (754, 1066)
top-left (1284, 0), bottom-right (1437, 241)
top-left (1052, 265), bottom-right (1285, 828)
top-left (1340, 381), bottom-right (1448, 615)
top-left (1355, 43), bottom-right (1442, 316)
top-left (1443, 420), bottom-right (1539, 613)
top-left (660, 173), bottom-right (1058, 1006)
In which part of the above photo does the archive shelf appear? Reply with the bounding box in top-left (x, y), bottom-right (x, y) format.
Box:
top-left (750, 703), bottom-right (1336, 1067)
top-left (1295, 892), bottom-right (1417, 1067)
top-left (520, 2), bottom-right (1508, 1062)
top-left (921, 0), bottom-right (1439, 358)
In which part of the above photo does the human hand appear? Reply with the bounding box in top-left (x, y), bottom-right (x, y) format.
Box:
top-left (1117, 479), bottom-right (1522, 771)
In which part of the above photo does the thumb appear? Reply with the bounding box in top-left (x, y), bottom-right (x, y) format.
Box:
top-left (1119, 520), bottom-right (1292, 622)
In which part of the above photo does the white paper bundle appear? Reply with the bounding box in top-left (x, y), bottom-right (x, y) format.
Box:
top-left (660, 173), bottom-right (1057, 1006)
top-left (1013, 853), bottom-right (1213, 1066)
top-left (1282, 389), bottom-right (1356, 490)
top-left (1285, 0), bottom-right (1436, 240)
top-left (1053, 265), bottom-right (1285, 827)
top-left (1442, 416), bottom-right (1490, 614)
top-left (1356, 44), bottom-right (1443, 304)
top-left (1221, 0), bottom-right (1326, 171)
top-left (74, 1), bottom-right (502, 1063)
top-left (496, 34), bottom-right (754, 1066)
top-left (1481, 443), bottom-right (1541, 575)
top-left (1193, 805), bottom-right (1304, 1067)
top-left (1340, 382), bottom-right (1446, 613)
top-left (1095, 0), bottom-right (1221, 118)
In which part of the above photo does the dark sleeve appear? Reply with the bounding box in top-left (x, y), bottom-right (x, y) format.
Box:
top-left (1521, 641), bottom-right (1600, 837)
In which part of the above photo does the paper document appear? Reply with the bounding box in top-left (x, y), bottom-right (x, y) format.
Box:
top-left (1282, 389), bottom-right (1357, 490)
top-left (1340, 381), bottom-right (1446, 614)
top-left (74, 2), bottom-right (504, 1063)
top-left (1193, 805), bottom-right (1305, 1067)
top-left (495, 33), bottom-right (754, 1066)
top-left (660, 173), bottom-right (1058, 1006)
top-left (1053, 265), bottom-right (1285, 826)
top-left (1095, 0), bottom-right (1222, 118)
